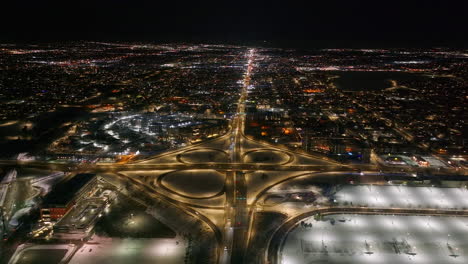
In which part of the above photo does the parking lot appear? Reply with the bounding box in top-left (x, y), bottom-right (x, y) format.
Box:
top-left (335, 185), bottom-right (468, 209)
top-left (68, 236), bottom-right (185, 264)
top-left (281, 214), bottom-right (468, 264)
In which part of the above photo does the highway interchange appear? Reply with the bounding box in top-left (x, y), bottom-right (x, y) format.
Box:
top-left (1, 49), bottom-right (467, 264)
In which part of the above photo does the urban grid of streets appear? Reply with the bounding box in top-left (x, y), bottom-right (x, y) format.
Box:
top-left (1, 48), bottom-right (467, 264)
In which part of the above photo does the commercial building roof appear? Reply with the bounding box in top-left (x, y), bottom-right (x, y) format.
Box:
top-left (42, 173), bottom-right (95, 208)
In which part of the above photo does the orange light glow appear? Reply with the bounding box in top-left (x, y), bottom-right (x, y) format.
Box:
top-left (303, 89), bottom-right (324, 93)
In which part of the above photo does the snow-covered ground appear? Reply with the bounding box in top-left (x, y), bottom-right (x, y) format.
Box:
top-left (282, 214), bottom-right (468, 264)
top-left (8, 244), bottom-right (76, 264)
top-left (68, 235), bottom-right (186, 264)
top-left (335, 185), bottom-right (468, 209)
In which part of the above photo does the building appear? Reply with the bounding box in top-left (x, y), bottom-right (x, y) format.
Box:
top-left (40, 173), bottom-right (97, 221)
top-left (303, 136), bottom-right (371, 163)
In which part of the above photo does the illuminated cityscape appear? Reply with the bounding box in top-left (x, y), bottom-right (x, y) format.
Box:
top-left (0, 42), bottom-right (466, 264)
top-left (0, 1), bottom-right (467, 264)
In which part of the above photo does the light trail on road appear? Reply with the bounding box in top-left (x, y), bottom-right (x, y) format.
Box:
top-left (223, 48), bottom-right (256, 264)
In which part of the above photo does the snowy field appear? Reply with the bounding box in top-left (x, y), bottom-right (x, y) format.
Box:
top-left (68, 236), bottom-right (186, 264)
top-left (336, 185), bottom-right (468, 209)
top-left (282, 214), bottom-right (468, 264)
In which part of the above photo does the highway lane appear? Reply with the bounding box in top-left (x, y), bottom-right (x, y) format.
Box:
top-left (224, 48), bottom-right (254, 263)
top-left (0, 160), bottom-right (378, 171)
top-left (2, 159), bottom-right (462, 176)
top-left (231, 171), bottom-right (248, 263)
top-left (223, 170), bottom-right (235, 259)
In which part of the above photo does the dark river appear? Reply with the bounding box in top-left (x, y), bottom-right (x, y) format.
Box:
top-left (332, 71), bottom-right (431, 91)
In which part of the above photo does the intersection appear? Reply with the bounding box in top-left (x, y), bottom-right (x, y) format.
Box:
top-left (2, 49), bottom-right (467, 264)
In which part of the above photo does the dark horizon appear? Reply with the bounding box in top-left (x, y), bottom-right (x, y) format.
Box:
top-left (0, 3), bottom-right (467, 262)
top-left (2, 1), bottom-right (467, 48)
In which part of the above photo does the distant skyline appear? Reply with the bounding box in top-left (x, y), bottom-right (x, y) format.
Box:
top-left (2, 0), bottom-right (467, 48)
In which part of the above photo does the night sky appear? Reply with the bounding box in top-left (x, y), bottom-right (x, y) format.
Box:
top-left (1, 0), bottom-right (467, 47)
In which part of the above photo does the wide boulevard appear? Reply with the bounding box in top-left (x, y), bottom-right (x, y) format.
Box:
top-left (1, 49), bottom-right (466, 264)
